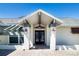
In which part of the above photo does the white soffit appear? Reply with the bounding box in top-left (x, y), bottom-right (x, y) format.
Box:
top-left (18, 9), bottom-right (63, 25)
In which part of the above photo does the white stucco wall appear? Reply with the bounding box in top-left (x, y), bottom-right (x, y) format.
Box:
top-left (56, 26), bottom-right (79, 45)
top-left (0, 35), bottom-right (9, 45)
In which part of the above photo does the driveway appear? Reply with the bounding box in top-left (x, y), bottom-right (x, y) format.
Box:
top-left (0, 49), bottom-right (15, 56)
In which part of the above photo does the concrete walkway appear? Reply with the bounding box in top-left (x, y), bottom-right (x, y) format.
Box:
top-left (8, 49), bottom-right (79, 56)
top-left (8, 45), bottom-right (79, 56)
top-left (0, 45), bottom-right (79, 56)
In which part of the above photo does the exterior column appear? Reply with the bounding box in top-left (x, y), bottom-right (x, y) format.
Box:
top-left (23, 27), bottom-right (30, 50)
top-left (30, 26), bottom-right (33, 48)
top-left (50, 27), bottom-right (56, 50)
top-left (46, 25), bottom-right (50, 46)
top-left (18, 33), bottom-right (20, 45)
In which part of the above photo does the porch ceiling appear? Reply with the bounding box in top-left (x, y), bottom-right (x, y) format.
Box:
top-left (18, 9), bottom-right (63, 27)
top-left (27, 12), bottom-right (52, 27)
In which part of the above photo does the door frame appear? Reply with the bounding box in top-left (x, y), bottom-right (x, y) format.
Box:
top-left (35, 30), bottom-right (45, 44)
top-left (34, 29), bottom-right (45, 45)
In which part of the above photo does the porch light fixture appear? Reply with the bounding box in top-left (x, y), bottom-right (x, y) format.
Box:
top-left (23, 27), bottom-right (27, 31)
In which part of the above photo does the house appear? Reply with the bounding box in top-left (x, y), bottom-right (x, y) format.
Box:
top-left (0, 9), bottom-right (79, 50)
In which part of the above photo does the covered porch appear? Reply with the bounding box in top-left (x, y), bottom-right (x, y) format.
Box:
top-left (18, 9), bottom-right (63, 50)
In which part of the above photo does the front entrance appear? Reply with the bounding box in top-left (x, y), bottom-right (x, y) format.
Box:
top-left (35, 30), bottom-right (45, 45)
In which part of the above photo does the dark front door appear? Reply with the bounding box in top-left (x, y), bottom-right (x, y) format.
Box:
top-left (35, 30), bottom-right (45, 44)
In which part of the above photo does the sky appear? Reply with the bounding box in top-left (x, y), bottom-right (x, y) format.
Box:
top-left (0, 3), bottom-right (79, 19)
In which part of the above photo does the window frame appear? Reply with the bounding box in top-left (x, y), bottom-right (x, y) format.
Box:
top-left (9, 35), bottom-right (24, 45)
top-left (9, 36), bottom-right (18, 45)
top-left (71, 27), bottom-right (79, 34)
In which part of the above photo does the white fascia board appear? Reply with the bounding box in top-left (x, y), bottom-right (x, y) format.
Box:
top-left (15, 32), bottom-right (19, 35)
top-left (10, 25), bottom-right (18, 30)
top-left (18, 9), bottom-right (40, 23)
top-left (9, 32), bottom-right (14, 35)
top-left (39, 9), bottom-right (63, 24)
top-left (18, 9), bottom-right (63, 25)
top-left (4, 25), bottom-right (15, 30)
top-left (16, 26), bottom-right (22, 30)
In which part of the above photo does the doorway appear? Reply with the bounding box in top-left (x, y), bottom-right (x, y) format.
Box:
top-left (35, 30), bottom-right (45, 45)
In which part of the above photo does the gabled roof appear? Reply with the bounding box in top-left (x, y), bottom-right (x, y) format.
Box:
top-left (0, 9), bottom-right (79, 27)
top-left (18, 9), bottom-right (63, 25)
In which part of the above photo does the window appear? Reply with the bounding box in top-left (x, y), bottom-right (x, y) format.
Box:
top-left (71, 27), bottom-right (79, 33)
top-left (9, 36), bottom-right (18, 44)
top-left (20, 37), bottom-right (24, 44)
top-left (9, 36), bottom-right (24, 45)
